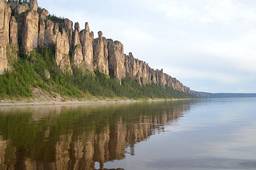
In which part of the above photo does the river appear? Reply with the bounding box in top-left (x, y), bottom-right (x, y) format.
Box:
top-left (0, 98), bottom-right (255, 170)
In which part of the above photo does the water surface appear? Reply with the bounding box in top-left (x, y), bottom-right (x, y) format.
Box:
top-left (0, 98), bottom-right (256, 170)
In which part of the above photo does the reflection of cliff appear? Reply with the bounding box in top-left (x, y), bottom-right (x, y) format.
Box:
top-left (0, 101), bottom-right (191, 170)
top-left (0, 138), bottom-right (7, 170)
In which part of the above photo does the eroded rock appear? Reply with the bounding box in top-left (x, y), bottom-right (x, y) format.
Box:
top-left (93, 31), bottom-right (109, 75)
top-left (38, 9), bottom-right (49, 48)
top-left (0, 1), bottom-right (11, 74)
top-left (9, 16), bottom-right (18, 47)
top-left (64, 18), bottom-right (73, 45)
top-left (72, 22), bottom-right (83, 68)
top-left (30, 0), bottom-right (38, 11)
top-left (14, 3), bottom-right (30, 15)
top-left (80, 22), bottom-right (94, 71)
top-left (55, 31), bottom-right (72, 74)
top-left (44, 20), bottom-right (58, 47)
top-left (22, 9), bottom-right (39, 54)
top-left (124, 53), bottom-right (134, 78)
top-left (107, 40), bottom-right (126, 81)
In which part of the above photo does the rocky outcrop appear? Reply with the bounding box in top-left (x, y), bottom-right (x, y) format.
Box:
top-left (124, 53), bottom-right (133, 79)
top-left (44, 20), bottom-right (58, 47)
top-left (71, 22), bottom-right (84, 69)
top-left (14, 3), bottom-right (30, 15)
top-left (80, 22), bottom-right (94, 71)
top-left (108, 40), bottom-right (126, 81)
top-left (30, 0), bottom-right (38, 11)
top-left (0, 0), bottom-right (11, 74)
top-left (124, 53), bottom-right (152, 85)
top-left (1, 0), bottom-right (191, 94)
top-left (38, 8), bottom-right (48, 48)
top-left (9, 16), bottom-right (18, 47)
top-left (22, 2), bottom-right (39, 54)
top-left (55, 31), bottom-right (72, 73)
top-left (93, 31), bottom-right (109, 75)
top-left (63, 19), bottom-right (73, 45)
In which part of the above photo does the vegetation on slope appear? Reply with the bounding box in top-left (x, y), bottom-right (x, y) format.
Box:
top-left (0, 49), bottom-right (189, 99)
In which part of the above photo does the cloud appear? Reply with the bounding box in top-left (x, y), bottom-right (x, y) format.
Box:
top-left (200, 31), bottom-right (256, 73)
top-left (137, 0), bottom-right (256, 24)
top-left (167, 67), bottom-right (239, 84)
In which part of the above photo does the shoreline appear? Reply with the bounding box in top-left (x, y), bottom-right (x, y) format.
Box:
top-left (0, 98), bottom-right (191, 107)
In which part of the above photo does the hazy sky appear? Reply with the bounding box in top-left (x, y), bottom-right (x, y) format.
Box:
top-left (39, 0), bottom-right (256, 93)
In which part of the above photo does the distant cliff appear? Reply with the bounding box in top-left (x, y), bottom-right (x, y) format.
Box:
top-left (0, 0), bottom-right (191, 96)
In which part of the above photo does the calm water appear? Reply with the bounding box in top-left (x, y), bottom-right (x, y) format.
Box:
top-left (0, 98), bottom-right (256, 170)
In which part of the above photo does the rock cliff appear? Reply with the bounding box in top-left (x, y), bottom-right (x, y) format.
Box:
top-left (93, 31), bottom-right (109, 75)
top-left (80, 22), bottom-right (94, 71)
top-left (0, 0), bottom-right (191, 94)
top-left (108, 40), bottom-right (126, 80)
top-left (0, 0), bottom-right (11, 74)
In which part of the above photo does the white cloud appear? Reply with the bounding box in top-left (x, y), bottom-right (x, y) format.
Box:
top-left (195, 30), bottom-right (256, 73)
top-left (166, 67), bottom-right (239, 84)
top-left (137, 0), bottom-right (256, 24)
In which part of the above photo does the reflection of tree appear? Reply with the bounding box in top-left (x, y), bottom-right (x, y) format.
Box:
top-left (0, 101), bottom-right (192, 170)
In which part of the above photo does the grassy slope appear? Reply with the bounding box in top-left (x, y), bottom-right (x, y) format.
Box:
top-left (0, 48), bottom-right (190, 100)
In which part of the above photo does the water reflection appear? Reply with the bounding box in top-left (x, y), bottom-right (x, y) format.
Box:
top-left (0, 101), bottom-right (192, 170)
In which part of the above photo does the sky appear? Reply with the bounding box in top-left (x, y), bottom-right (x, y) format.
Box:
top-left (39, 0), bottom-right (256, 93)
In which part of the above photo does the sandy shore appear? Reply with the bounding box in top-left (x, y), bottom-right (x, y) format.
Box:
top-left (0, 98), bottom-right (189, 107)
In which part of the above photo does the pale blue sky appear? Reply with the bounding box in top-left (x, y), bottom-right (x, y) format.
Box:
top-left (39, 0), bottom-right (256, 93)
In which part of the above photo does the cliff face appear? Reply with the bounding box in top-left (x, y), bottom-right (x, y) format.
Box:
top-left (93, 31), bottom-right (109, 75)
top-left (80, 22), bottom-right (94, 71)
top-left (0, 0), bottom-right (11, 74)
top-left (0, 0), bottom-right (191, 94)
top-left (108, 40), bottom-right (126, 80)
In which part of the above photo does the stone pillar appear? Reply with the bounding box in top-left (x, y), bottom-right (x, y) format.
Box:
top-left (124, 52), bottom-right (134, 79)
top-left (44, 20), bottom-right (56, 47)
top-left (72, 22), bottom-right (83, 68)
top-left (55, 31), bottom-right (72, 74)
top-left (9, 16), bottom-right (18, 47)
top-left (22, 2), bottom-right (39, 54)
top-left (0, 0), bottom-right (11, 74)
top-left (38, 9), bottom-right (49, 48)
top-left (107, 40), bottom-right (126, 81)
top-left (93, 31), bottom-right (109, 75)
top-left (30, 0), bottom-right (38, 11)
top-left (80, 22), bottom-right (94, 71)
top-left (64, 18), bottom-right (73, 45)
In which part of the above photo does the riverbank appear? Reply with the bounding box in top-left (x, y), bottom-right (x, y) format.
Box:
top-left (0, 97), bottom-right (190, 107)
